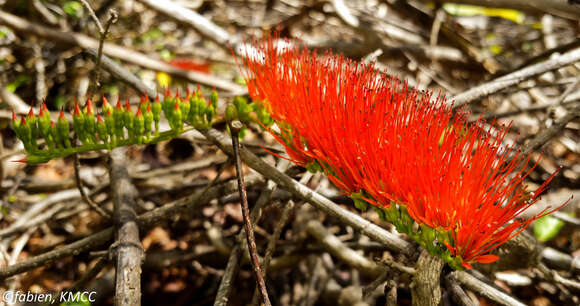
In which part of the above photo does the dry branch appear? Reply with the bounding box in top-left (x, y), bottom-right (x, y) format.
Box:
top-left (452, 47), bottom-right (580, 108)
top-left (138, 0), bottom-right (235, 48)
top-left (450, 271), bottom-right (526, 306)
top-left (109, 148), bottom-right (144, 306)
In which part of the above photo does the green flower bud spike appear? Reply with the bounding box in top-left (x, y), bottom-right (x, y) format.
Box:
top-left (12, 88), bottom-right (221, 164)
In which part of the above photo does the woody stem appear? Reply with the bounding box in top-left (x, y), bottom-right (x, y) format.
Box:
top-left (229, 121), bottom-right (272, 306)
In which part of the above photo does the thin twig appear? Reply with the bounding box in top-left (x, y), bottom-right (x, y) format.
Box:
top-left (229, 120), bottom-right (271, 306)
top-left (69, 256), bottom-right (109, 291)
top-left (214, 160), bottom-right (287, 306)
top-left (94, 9), bottom-right (118, 90)
top-left (73, 153), bottom-right (111, 219)
top-left (520, 103), bottom-right (580, 157)
top-left (250, 200), bottom-right (296, 305)
top-left (80, 0), bottom-right (104, 33)
top-left (452, 46), bottom-right (580, 108)
top-left (450, 271), bottom-right (526, 306)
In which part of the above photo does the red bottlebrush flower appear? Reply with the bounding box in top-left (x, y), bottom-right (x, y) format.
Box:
top-left (240, 36), bottom-right (566, 268)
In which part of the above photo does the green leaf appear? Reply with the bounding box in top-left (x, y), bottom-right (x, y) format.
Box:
top-left (442, 3), bottom-right (525, 24)
top-left (63, 1), bottom-right (83, 18)
top-left (534, 214), bottom-right (565, 242)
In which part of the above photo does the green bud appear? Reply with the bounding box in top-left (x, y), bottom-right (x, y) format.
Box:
top-left (139, 95), bottom-right (149, 115)
top-left (162, 90), bottom-right (174, 118)
top-left (102, 94), bottom-right (113, 115)
top-left (180, 97), bottom-right (190, 123)
top-left (169, 101), bottom-right (183, 132)
top-left (113, 99), bottom-right (124, 139)
top-left (205, 104), bottom-right (214, 127)
top-left (56, 110), bottom-right (71, 148)
top-left (38, 104), bottom-right (51, 138)
top-left (104, 109), bottom-right (115, 147)
top-left (123, 99), bottom-right (133, 137)
top-left (96, 114), bottom-right (108, 144)
top-left (26, 107), bottom-right (38, 148)
top-left (19, 116), bottom-right (33, 151)
top-left (210, 88), bottom-right (218, 109)
top-left (151, 96), bottom-right (162, 134)
top-left (144, 104), bottom-right (153, 139)
top-left (11, 111), bottom-right (21, 139)
top-left (72, 102), bottom-right (86, 144)
top-left (84, 99), bottom-right (96, 144)
top-left (133, 108), bottom-right (145, 144)
top-left (225, 104), bottom-right (238, 122)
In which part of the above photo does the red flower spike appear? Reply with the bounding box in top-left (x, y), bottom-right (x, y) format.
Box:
top-left (240, 36), bottom-right (567, 268)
